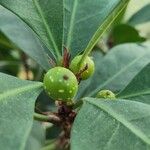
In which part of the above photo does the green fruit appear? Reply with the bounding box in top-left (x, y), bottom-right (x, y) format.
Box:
top-left (70, 55), bottom-right (95, 80)
top-left (43, 67), bottom-right (78, 101)
top-left (96, 90), bottom-right (116, 99)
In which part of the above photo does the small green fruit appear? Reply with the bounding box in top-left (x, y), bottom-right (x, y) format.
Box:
top-left (96, 90), bottom-right (116, 99)
top-left (70, 55), bottom-right (95, 80)
top-left (43, 67), bottom-right (78, 101)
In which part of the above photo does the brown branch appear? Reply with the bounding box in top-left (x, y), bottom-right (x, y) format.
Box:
top-left (20, 52), bottom-right (30, 80)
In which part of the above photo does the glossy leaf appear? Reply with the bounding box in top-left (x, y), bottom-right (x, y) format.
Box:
top-left (110, 24), bottom-right (146, 45)
top-left (78, 44), bottom-right (150, 98)
top-left (71, 98), bottom-right (150, 150)
top-left (64, 0), bottom-right (129, 57)
top-left (117, 63), bottom-right (150, 104)
top-left (0, 73), bottom-right (43, 150)
top-left (0, 6), bottom-right (50, 71)
top-left (128, 4), bottom-right (150, 25)
top-left (0, 0), bottom-right (63, 60)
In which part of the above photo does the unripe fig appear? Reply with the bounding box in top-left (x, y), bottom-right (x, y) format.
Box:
top-left (43, 67), bottom-right (78, 101)
top-left (70, 55), bottom-right (95, 80)
top-left (96, 90), bottom-right (116, 99)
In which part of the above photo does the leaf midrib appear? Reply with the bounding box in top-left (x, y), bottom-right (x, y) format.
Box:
top-left (32, 0), bottom-right (60, 59)
top-left (0, 82), bottom-right (43, 101)
top-left (79, 0), bottom-right (129, 65)
top-left (66, 0), bottom-right (78, 49)
top-left (87, 99), bottom-right (150, 145)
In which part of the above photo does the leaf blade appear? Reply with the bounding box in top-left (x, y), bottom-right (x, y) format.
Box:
top-left (64, 0), bottom-right (130, 57)
top-left (0, 6), bottom-right (50, 71)
top-left (81, 0), bottom-right (129, 60)
top-left (0, 0), bottom-right (63, 60)
top-left (32, 0), bottom-right (60, 58)
top-left (117, 63), bottom-right (150, 104)
top-left (0, 73), bottom-right (43, 150)
top-left (71, 98), bottom-right (150, 150)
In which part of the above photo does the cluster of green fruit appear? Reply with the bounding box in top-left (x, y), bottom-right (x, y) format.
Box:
top-left (43, 55), bottom-right (95, 102)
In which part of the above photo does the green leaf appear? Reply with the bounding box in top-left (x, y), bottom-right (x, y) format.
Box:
top-left (78, 43), bottom-right (150, 98)
top-left (25, 121), bottom-right (45, 150)
top-left (110, 24), bottom-right (146, 45)
top-left (0, 0), bottom-right (63, 60)
top-left (0, 0), bottom-right (129, 60)
top-left (128, 4), bottom-right (150, 25)
top-left (71, 98), bottom-right (150, 150)
top-left (117, 63), bottom-right (150, 104)
top-left (0, 73), bottom-right (43, 150)
top-left (0, 6), bottom-right (50, 71)
top-left (64, 0), bottom-right (129, 58)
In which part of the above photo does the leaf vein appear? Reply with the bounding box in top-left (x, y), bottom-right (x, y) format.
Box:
top-left (87, 100), bottom-right (150, 145)
top-left (103, 123), bottom-right (120, 150)
top-left (32, 0), bottom-right (60, 58)
top-left (66, 0), bottom-right (78, 49)
top-left (0, 82), bottom-right (42, 101)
